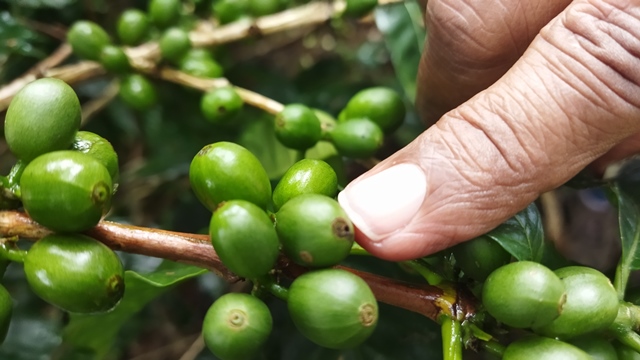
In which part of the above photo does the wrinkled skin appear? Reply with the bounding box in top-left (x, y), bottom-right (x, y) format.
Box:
top-left (338, 0), bottom-right (640, 260)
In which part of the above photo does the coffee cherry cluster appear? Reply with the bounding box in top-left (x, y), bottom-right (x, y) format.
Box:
top-left (450, 234), bottom-right (623, 358)
top-left (67, 0), bottom-right (226, 111)
top-left (0, 78), bottom-right (125, 339)
top-left (64, 0), bottom-right (400, 158)
top-left (274, 87), bottom-right (406, 158)
top-left (189, 141), bottom-right (379, 358)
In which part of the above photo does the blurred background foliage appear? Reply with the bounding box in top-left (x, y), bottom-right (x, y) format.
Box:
top-left (0, 0), bottom-right (449, 358)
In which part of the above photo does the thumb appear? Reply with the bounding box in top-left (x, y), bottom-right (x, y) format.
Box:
top-left (338, 0), bottom-right (640, 261)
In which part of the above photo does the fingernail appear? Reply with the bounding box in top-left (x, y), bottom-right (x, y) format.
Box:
top-left (338, 163), bottom-right (427, 241)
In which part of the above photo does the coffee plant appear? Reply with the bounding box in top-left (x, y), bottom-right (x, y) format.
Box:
top-left (1, 0), bottom-right (640, 359)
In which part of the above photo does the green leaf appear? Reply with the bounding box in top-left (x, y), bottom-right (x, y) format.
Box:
top-left (484, 203), bottom-right (545, 262)
top-left (237, 116), bottom-right (297, 180)
top-left (374, 0), bottom-right (425, 102)
top-left (59, 260), bottom-right (207, 358)
top-left (611, 184), bottom-right (640, 298)
top-left (0, 11), bottom-right (48, 62)
top-left (615, 183), bottom-right (640, 271)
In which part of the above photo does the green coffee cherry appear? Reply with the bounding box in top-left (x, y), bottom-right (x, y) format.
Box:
top-left (200, 86), bottom-right (244, 123)
top-left (181, 48), bottom-right (215, 62)
top-left (148, 0), bottom-right (181, 28)
top-left (343, 0), bottom-right (378, 18)
top-left (452, 236), bottom-right (511, 282)
top-left (119, 74), bottom-right (157, 111)
top-left (248, 0), bottom-right (282, 16)
top-left (288, 269), bottom-right (378, 349)
top-left (314, 108), bottom-right (338, 136)
top-left (569, 336), bottom-right (618, 360)
top-left (616, 342), bottom-right (640, 360)
top-left (329, 118), bottom-right (383, 158)
top-left (159, 27), bottom-right (191, 63)
top-left (213, 0), bottom-right (249, 24)
top-left (272, 159), bottom-right (338, 211)
top-left (0, 285), bottom-right (12, 344)
top-left (276, 194), bottom-right (353, 268)
top-left (20, 151), bottom-right (113, 233)
top-left (99, 45), bottom-right (131, 74)
top-left (202, 293), bottom-right (272, 360)
top-left (5, 78), bottom-right (81, 162)
top-left (189, 142), bottom-right (271, 210)
top-left (482, 261), bottom-right (566, 329)
top-left (72, 131), bottom-right (119, 184)
top-left (339, 87), bottom-right (405, 133)
top-left (275, 104), bottom-right (322, 150)
top-left (24, 234), bottom-right (124, 314)
top-left (503, 336), bottom-right (591, 360)
top-left (210, 200), bottom-right (279, 279)
top-left (67, 21), bottom-right (111, 61)
top-left (533, 266), bottom-right (619, 339)
top-left (179, 51), bottom-right (224, 79)
top-left (117, 9), bottom-right (150, 46)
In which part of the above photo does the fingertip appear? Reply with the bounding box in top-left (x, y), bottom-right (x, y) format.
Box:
top-left (353, 227), bottom-right (451, 262)
top-left (338, 163), bottom-right (427, 242)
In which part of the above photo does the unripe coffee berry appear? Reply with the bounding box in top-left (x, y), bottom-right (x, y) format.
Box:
top-left (190, 142), bottom-right (272, 211)
top-left (482, 261), bottom-right (566, 329)
top-left (503, 337), bottom-right (591, 360)
top-left (200, 87), bottom-right (244, 124)
top-left (329, 118), bottom-right (383, 158)
top-left (272, 159), bottom-right (338, 211)
top-left (533, 266), bottom-right (619, 339)
top-left (276, 194), bottom-right (353, 268)
top-left (0, 285), bottom-right (12, 344)
top-left (343, 0), bottom-right (378, 18)
top-left (99, 45), bottom-right (131, 74)
top-left (452, 236), bottom-right (511, 282)
top-left (210, 200), bottom-right (279, 279)
top-left (20, 151), bottom-right (113, 233)
top-left (159, 27), bottom-right (191, 63)
top-left (202, 293), bottom-right (272, 360)
top-left (148, 0), bottom-right (181, 28)
top-left (339, 87), bottom-right (405, 133)
top-left (5, 78), bottom-right (81, 162)
top-left (67, 21), bottom-right (111, 61)
top-left (288, 269), bottom-right (378, 349)
top-left (117, 9), bottom-right (150, 46)
top-left (180, 53), bottom-right (224, 78)
top-left (213, 0), bottom-right (249, 24)
top-left (72, 131), bottom-right (120, 185)
top-left (24, 234), bottom-right (124, 314)
top-left (274, 104), bottom-right (322, 150)
top-left (248, 0), bottom-right (282, 17)
top-left (119, 74), bottom-right (158, 111)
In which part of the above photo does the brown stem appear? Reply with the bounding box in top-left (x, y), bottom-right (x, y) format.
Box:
top-left (24, 20), bottom-right (68, 41)
top-left (0, 0), bottom-right (408, 112)
top-left (0, 1), bottom-right (341, 111)
top-left (138, 66), bottom-right (284, 114)
top-left (0, 43), bottom-right (73, 110)
top-left (81, 79), bottom-right (121, 125)
top-left (0, 210), bottom-right (475, 322)
top-left (189, 2), bottom-right (338, 48)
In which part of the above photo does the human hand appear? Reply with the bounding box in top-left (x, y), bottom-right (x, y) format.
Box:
top-left (338, 0), bottom-right (640, 261)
